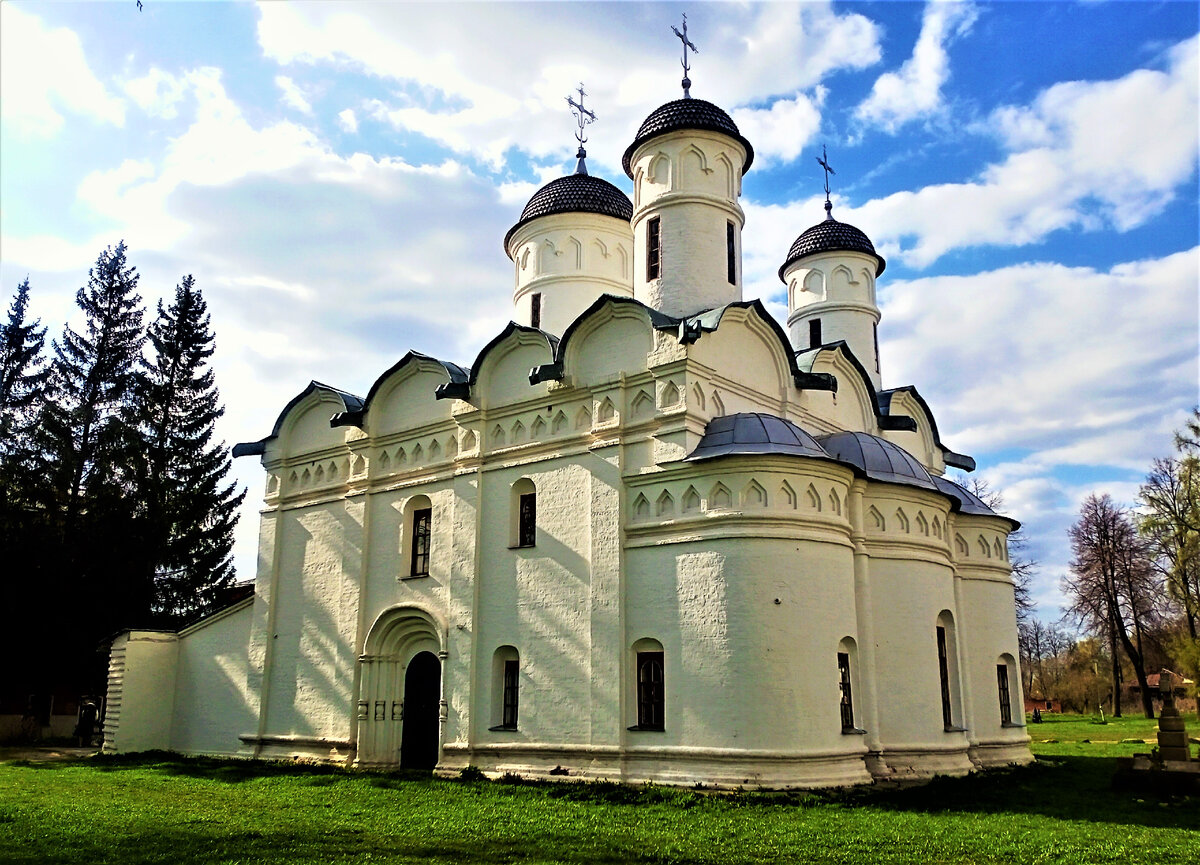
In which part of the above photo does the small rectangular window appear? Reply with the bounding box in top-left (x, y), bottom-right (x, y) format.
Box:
top-left (937, 626), bottom-right (953, 728)
top-left (838, 652), bottom-right (855, 731)
top-left (502, 659), bottom-right (519, 728)
top-left (636, 651), bottom-right (664, 730)
top-left (646, 216), bottom-right (661, 280)
top-left (809, 318), bottom-right (822, 349)
top-left (530, 292), bottom-right (542, 329)
top-left (410, 507), bottom-right (432, 576)
top-left (997, 664), bottom-right (1012, 724)
top-left (518, 492), bottom-right (536, 548)
top-left (726, 221), bottom-right (736, 285)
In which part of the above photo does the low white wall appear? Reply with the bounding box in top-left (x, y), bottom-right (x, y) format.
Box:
top-left (104, 630), bottom-right (179, 753)
top-left (170, 599), bottom-right (258, 756)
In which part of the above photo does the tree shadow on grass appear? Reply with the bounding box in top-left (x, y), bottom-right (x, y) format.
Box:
top-left (816, 756), bottom-right (1198, 832)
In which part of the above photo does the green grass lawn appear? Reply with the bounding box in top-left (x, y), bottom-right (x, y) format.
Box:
top-left (1, 715), bottom-right (1196, 865)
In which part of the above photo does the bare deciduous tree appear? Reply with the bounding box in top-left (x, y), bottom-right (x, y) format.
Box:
top-left (1064, 494), bottom-right (1163, 718)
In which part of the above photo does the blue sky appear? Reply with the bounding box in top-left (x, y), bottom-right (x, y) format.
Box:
top-left (2, 1), bottom-right (1197, 620)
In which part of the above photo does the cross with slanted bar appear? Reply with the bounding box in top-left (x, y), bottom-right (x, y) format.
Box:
top-left (566, 83), bottom-right (596, 148)
top-left (671, 13), bottom-right (699, 98)
top-left (816, 145), bottom-right (836, 208)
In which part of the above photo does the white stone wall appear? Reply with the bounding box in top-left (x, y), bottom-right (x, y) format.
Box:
top-left (103, 630), bottom-right (178, 753)
top-left (169, 599), bottom-right (256, 756)
top-left (629, 130), bottom-right (746, 318)
top-left (507, 211), bottom-right (634, 336)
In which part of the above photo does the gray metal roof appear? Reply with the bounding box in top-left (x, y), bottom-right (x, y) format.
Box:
top-left (622, 98), bottom-right (754, 178)
top-left (686, 413), bottom-right (828, 462)
top-left (932, 476), bottom-right (998, 517)
top-left (816, 430), bottom-right (937, 491)
top-left (778, 212), bottom-right (886, 281)
top-left (504, 173), bottom-right (633, 254)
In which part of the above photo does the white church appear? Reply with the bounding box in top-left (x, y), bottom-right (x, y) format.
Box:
top-left (103, 55), bottom-right (1033, 787)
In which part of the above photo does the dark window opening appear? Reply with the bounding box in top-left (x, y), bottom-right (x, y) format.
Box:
top-left (410, 507), bottom-right (431, 576)
top-left (530, 293), bottom-right (542, 329)
top-left (838, 652), bottom-right (855, 731)
top-left (873, 322), bottom-right (880, 373)
top-left (809, 319), bottom-right (822, 349)
top-left (502, 659), bottom-right (519, 729)
top-left (646, 216), bottom-right (661, 280)
top-left (937, 626), bottom-right (953, 728)
top-left (997, 664), bottom-right (1012, 725)
top-left (636, 651), bottom-right (664, 730)
top-left (518, 492), bottom-right (536, 548)
top-left (726, 221), bottom-right (736, 285)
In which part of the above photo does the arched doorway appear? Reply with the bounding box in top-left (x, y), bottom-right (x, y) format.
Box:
top-left (401, 651), bottom-right (441, 769)
top-left (357, 606), bottom-right (445, 767)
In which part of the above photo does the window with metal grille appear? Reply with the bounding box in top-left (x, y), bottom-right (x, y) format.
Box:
top-left (410, 507), bottom-right (431, 576)
top-left (997, 664), bottom-right (1012, 724)
top-left (502, 659), bottom-right (519, 728)
top-left (809, 318), bottom-right (822, 348)
top-left (646, 216), bottom-right (661, 280)
top-left (518, 492), bottom-right (536, 548)
top-left (530, 292), bottom-right (542, 329)
top-left (726, 221), bottom-right (736, 284)
top-left (636, 651), bottom-right (664, 730)
top-left (937, 625), bottom-right (953, 728)
top-left (838, 652), bottom-right (855, 730)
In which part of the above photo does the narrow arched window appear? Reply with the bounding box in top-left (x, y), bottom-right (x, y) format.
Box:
top-left (632, 638), bottom-right (665, 731)
top-left (997, 663), bottom-right (1012, 725)
top-left (510, 478), bottom-right (536, 548)
top-left (809, 318), bottom-right (822, 348)
top-left (530, 292), bottom-right (542, 329)
top-left (838, 652), bottom-right (854, 731)
top-left (401, 494), bottom-right (433, 579)
top-left (726, 221), bottom-right (736, 285)
top-left (937, 625), bottom-right (953, 728)
top-left (646, 216), bottom-right (661, 280)
top-left (490, 646), bottom-right (519, 731)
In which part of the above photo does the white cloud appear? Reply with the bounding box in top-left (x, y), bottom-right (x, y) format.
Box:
top-left (255, 2), bottom-right (880, 172)
top-left (879, 249), bottom-right (1199, 461)
top-left (337, 108), bottom-right (358, 133)
top-left (733, 89), bottom-right (825, 165)
top-left (854, 0), bottom-right (977, 133)
top-left (124, 68), bottom-right (189, 119)
top-left (0, 4), bottom-right (125, 137)
top-left (275, 75), bottom-right (314, 115)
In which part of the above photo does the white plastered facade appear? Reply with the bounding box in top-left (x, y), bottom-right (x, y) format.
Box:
top-left (104, 95), bottom-right (1031, 788)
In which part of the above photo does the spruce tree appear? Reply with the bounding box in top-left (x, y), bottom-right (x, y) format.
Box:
top-left (0, 276), bottom-right (49, 496)
top-left (36, 241), bottom-right (148, 674)
top-left (137, 275), bottom-right (244, 623)
top-left (40, 241), bottom-right (145, 533)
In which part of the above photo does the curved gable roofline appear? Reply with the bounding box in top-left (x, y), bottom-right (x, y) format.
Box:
top-left (878, 385), bottom-right (976, 471)
top-left (353, 350), bottom-right (469, 425)
top-left (553, 293), bottom-right (676, 363)
top-left (232, 380), bottom-right (364, 457)
top-left (433, 322), bottom-right (559, 400)
top-left (795, 341), bottom-right (914, 431)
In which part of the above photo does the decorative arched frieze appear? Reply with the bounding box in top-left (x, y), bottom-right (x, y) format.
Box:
top-left (955, 534), bottom-right (969, 557)
top-left (656, 490), bottom-right (675, 517)
top-left (411, 443), bottom-right (424, 463)
top-left (742, 479), bottom-right (767, 509)
top-left (895, 508), bottom-right (910, 534)
top-left (932, 515), bottom-right (943, 540)
top-left (552, 410), bottom-right (568, 435)
top-left (710, 390), bottom-right (726, 417)
top-left (915, 511), bottom-right (929, 536)
top-left (631, 390), bottom-right (654, 421)
top-left (779, 481), bottom-right (797, 509)
top-left (682, 486), bottom-right (701, 514)
top-left (709, 482), bottom-right (732, 510)
top-left (462, 430), bottom-right (477, 452)
top-left (977, 536), bottom-right (992, 558)
top-left (659, 380), bottom-right (681, 409)
top-left (994, 537), bottom-right (1006, 560)
top-left (428, 439), bottom-right (441, 460)
top-left (805, 483), bottom-right (822, 511)
top-left (633, 493), bottom-right (651, 521)
top-left (597, 397), bottom-right (617, 423)
top-left (575, 405), bottom-right (592, 430)
top-left (690, 383), bottom-right (706, 412)
top-left (510, 420), bottom-right (526, 444)
top-left (351, 455), bottom-right (366, 477)
top-left (828, 488), bottom-right (843, 516)
top-left (530, 416), bottom-right (547, 439)
top-left (867, 505), bottom-right (885, 531)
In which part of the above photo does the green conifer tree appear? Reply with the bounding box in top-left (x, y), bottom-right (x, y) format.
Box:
top-left (0, 276), bottom-right (49, 496)
top-left (136, 275), bottom-right (244, 623)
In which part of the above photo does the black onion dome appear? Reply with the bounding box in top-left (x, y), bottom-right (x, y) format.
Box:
top-left (817, 431), bottom-right (936, 491)
top-left (622, 98), bottom-right (755, 178)
top-left (503, 173), bottom-right (633, 255)
top-left (777, 214), bottom-right (886, 282)
top-left (686, 413), bottom-right (828, 462)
